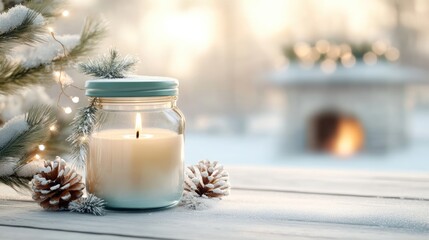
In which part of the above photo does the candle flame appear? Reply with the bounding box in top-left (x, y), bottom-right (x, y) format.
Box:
top-left (135, 113), bottom-right (142, 138)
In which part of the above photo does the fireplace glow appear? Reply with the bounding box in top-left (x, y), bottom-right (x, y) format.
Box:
top-left (330, 117), bottom-right (364, 157)
top-left (310, 112), bottom-right (364, 157)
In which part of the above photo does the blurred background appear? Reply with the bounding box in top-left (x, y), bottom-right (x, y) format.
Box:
top-left (12, 0), bottom-right (429, 171)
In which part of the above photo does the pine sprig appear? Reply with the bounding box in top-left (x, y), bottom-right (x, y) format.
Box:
top-left (0, 105), bottom-right (55, 189)
top-left (67, 98), bottom-right (98, 169)
top-left (66, 17), bottom-right (107, 63)
top-left (0, 105), bottom-right (56, 165)
top-left (26, 0), bottom-right (66, 19)
top-left (0, 56), bottom-right (50, 94)
top-left (0, 18), bottom-right (106, 94)
top-left (0, 175), bottom-right (32, 191)
top-left (79, 49), bottom-right (138, 79)
top-left (69, 194), bottom-right (106, 216)
top-left (0, 6), bottom-right (46, 53)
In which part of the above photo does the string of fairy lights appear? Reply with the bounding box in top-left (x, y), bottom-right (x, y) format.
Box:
top-left (282, 39), bottom-right (401, 73)
top-left (33, 9), bottom-right (79, 160)
top-left (49, 9), bottom-right (82, 115)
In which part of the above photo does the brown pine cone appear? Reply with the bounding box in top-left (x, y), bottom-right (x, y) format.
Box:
top-left (32, 157), bottom-right (85, 210)
top-left (184, 160), bottom-right (230, 198)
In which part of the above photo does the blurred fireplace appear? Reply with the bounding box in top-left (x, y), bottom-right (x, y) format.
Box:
top-left (309, 111), bottom-right (364, 157)
top-left (269, 63), bottom-right (427, 156)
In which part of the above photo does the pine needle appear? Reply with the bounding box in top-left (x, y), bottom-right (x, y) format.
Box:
top-left (68, 49), bottom-right (137, 168)
top-left (69, 194), bottom-right (106, 216)
top-left (0, 6), bottom-right (46, 53)
top-left (0, 105), bottom-right (56, 165)
top-left (65, 17), bottom-right (107, 63)
top-left (0, 105), bottom-right (55, 189)
top-left (0, 18), bottom-right (106, 95)
top-left (79, 49), bottom-right (138, 79)
top-left (66, 98), bottom-right (98, 169)
top-left (26, 0), bottom-right (66, 19)
top-left (0, 175), bottom-right (31, 190)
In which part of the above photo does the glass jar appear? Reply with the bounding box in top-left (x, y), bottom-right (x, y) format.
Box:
top-left (85, 76), bottom-right (185, 209)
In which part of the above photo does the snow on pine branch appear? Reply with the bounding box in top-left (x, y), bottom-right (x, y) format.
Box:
top-left (0, 158), bottom-right (18, 177)
top-left (13, 34), bottom-right (80, 68)
top-left (79, 49), bottom-right (138, 79)
top-left (0, 105), bottom-right (55, 164)
top-left (0, 5), bottom-right (44, 34)
top-left (0, 5), bottom-right (45, 52)
top-left (0, 18), bottom-right (106, 94)
top-left (0, 115), bottom-right (29, 149)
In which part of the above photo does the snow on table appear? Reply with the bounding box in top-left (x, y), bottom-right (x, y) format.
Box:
top-left (0, 167), bottom-right (428, 240)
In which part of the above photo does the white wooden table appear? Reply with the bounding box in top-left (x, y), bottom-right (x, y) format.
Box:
top-left (0, 167), bottom-right (428, 240)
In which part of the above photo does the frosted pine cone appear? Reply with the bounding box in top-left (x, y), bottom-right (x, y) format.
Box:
top-left (32, 157), bottom-right (85, 210)
top-left (184, 160), bottom-right (230, 198)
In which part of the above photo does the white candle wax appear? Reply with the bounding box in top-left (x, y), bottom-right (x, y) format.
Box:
top-left (87, 128), bottom-right (184, 209)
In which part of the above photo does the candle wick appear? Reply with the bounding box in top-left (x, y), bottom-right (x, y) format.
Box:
top-left (136, 130), bottom-right (140, 139)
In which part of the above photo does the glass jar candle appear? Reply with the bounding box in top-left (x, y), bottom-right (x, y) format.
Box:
top-left (85, 76), bottom-right (185, 209)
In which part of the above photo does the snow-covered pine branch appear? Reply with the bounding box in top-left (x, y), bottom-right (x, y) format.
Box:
top-left (0, 105), bottom-right (55, 189)
top-left (0, 5), bottom-right (45, 53)
top-left (14, 34), bottom-right (80, 69)
top-left (0, 105), bottom-right (55, 165)
top-left (0, 18), bottom-right (106, 94)
top-left (0, 115), bottom-right (29, 149)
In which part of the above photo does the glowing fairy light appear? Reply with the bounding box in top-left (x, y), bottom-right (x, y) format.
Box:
top-left (47, 27), bottom-right (54, 33)
top-left (62, 10), bottom-right (70, 17)
top-left (293, 42), bottom-right (311, 58)
top-left (371, 40), bottom-right (388, 55)
top-left (341, 53), bottom-right (356, 68)
top-left (320, 59), bottom-right (336, 74)
top-left (49, 125), bottom-right (57, 131)
top-left (327, 45), bottom-right (341, 59)
top-left (35, 154), bottom-right (41, 160)
top-left (64, 107), bottom-right (72, 114)
top-left (38, 145), bottom-right (45, 151)
top-left (363, 52), bottom-right (377, 65)
top-left (71, 96), bottom-right (80, 103)
top-left (385, 47), bottom-right (400, 61)
top-left (316, 40), bottom-right (330, 54)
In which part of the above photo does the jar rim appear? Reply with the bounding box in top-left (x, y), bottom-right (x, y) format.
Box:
top-left (85, 75), bottom-right (178, 97)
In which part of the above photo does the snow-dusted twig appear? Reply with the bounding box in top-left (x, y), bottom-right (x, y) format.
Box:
top-left (79, 49), bottom-right (138, 79)
top-left (69, 194), bottom-right (106, 216)
top-left (67, 98), bottom-right (98, 169)
top-left (68, 49), bottom-right (137, 168)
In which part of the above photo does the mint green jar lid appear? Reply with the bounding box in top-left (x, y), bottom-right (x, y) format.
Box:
top-left (85, 76), bottom-right (179, 97)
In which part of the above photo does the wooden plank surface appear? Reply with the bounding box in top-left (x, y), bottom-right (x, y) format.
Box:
top-left (0, 167), bottom-right (428, 240)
